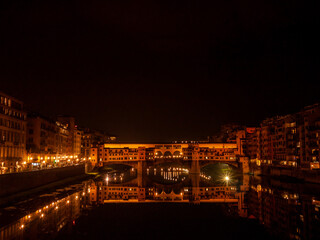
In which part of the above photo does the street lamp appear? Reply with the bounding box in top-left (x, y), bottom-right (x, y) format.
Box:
top-left (224, 175), bottom-right (230, 186)
top-left (106, 176), bottom-right (109, 185)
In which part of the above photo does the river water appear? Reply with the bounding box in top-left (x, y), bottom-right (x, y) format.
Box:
top-left (1, 163), bottom-right (320, 240)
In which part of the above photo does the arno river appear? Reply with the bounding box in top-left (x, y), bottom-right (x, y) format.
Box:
top-left (1, 163), bottom-right (320, 240)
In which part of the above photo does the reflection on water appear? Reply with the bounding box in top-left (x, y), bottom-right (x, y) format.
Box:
top-left (1, 164), bottom-right (320, 240)
top-left (147, 166), bottom-right (189, 183)
top-left (0, 182), bottom-right (91, 240)
top-left (248, 178), bottom-right (320, 240)
top-left (104, 167), bottom-right (137, 184)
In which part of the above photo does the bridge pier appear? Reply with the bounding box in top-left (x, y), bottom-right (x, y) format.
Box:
top-left (189, 159), bottom-right (201, 204)
top-left (189, 172), bottom-right (200, 204)
top-left (137, 161), bottom-right (147, 188)
top-left (190, 159), bottom-right (200, 174)
top-left (239, 157), bottom-right (250, 174)
top-left (85, 162), bottom-right (93, 173)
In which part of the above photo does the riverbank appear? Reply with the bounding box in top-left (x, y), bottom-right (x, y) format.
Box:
top-left (0, 173), bottom-right (91, 207)
top-left (0, 173), bottom-right (94, 231)
top-left (0, 165), bottom-right (85, 198)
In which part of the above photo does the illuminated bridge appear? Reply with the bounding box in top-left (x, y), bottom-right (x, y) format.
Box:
top-left (89, 143), bottom-right (249, 174)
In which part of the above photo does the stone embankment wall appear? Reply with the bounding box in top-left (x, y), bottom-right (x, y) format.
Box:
top-left (0, 165), bottom-right (85, 198)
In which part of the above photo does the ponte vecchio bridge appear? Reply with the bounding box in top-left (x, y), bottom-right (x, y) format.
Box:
top-left (90, 142), bottom-right (249, 174)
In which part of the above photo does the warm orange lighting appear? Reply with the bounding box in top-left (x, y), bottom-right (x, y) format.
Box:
top-left (257, 184), bottom-right (262, 192)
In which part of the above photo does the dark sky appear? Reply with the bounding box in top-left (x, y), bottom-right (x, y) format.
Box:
top-left (1, 0), bottom-right (320, 142)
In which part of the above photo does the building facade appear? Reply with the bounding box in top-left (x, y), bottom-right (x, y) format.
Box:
top-left (242, 104), bottom-right (320, 170)
top-left (57, 116), bottom-right (82, 158)
top-left (26, 113), bottom-right (69, 168)
top-left (298, 104), bottom-right (320, 169)
top-left (74, 129), bottom-right (82, 157)
top-left (0, 92), bottom-right (27, 173)
top-left (81, 128), bottom-right (115, 161)
top-left (257, 114), bottom-right (299, 167)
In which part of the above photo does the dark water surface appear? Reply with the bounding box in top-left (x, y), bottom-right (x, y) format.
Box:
top-left (57, 203), bottom-right (272, 240)
top-left (1, 163), bottom-right (320, 240)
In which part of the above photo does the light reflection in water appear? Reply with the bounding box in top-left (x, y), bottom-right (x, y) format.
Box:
top-left (148, 166), bottom-right (189, 183)
top-left (0, 184), bottom-right (90, 240)
top-left (247, 178), bottom-right (320, 240)
top-left (1, 165), bottom-right (320, 240)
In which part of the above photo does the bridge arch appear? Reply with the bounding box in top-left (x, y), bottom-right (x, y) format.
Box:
top-left (173, 151), bottom-right (181, 157)
top-left (102, 161), bottom-right (138, 169)
top-left (199, 161), bottom-right (239, 169)
top-left (155, 151), bottom-right (163, 157)
top-left (164, 151), bottom-right (172, 157)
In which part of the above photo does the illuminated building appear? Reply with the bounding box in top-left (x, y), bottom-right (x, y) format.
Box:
top-left (26, 113), bottom-right (70, 167)
top-left (55, 121), bottom-right (69, 157)
top-left (255, 104), bottom-right (320, 170)
top-left (97, 145), bottom-right (148, 164)
top-left (56, 116), bottom-right (84, 158)
top-left (27, 114), bottom-right (60, 155)
top-left (80, 128), bottom-right (116, 160)
top-left (239, 128), bottom-right (260, 171)
top-left (26, 113), bottom-right (86, 167)
top-left (257, 114), bottom-right (299, 167)
top-left (182, 144), bottom-right (237, 162)
top-left (0, 91), bottom-right (27, 173)
top-left (74, 128), bottom-right (82, 157)
top-left (241, 128), bottom-right (259, 160)
top-left (57, 116), bottom-right (77, 157)
top-left (297, 104), bottom-right (320, 169)
top-left (89, 147), bottom-right (98, 167)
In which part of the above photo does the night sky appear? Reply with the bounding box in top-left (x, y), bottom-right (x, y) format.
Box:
top-left (1, 0), bottom-right (319, 142)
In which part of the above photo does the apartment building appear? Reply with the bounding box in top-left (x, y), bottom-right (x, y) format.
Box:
top-left (258, 115), bottom-right (299, 167)
top-left (0, 91), bottom-right (27, 173)
top-left (80, 128), bottom-right (115, 160)
top-left (26, 113), bottom-right (70, 167)
top-left (246, 104), bottom-right (320, 170)
top-left (57, 116), bottom-right (82, 158)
